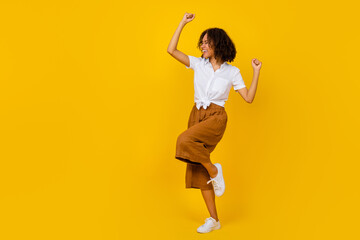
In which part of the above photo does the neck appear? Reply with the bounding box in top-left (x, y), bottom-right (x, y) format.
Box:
top-left (209, 57), bottom-right (224, 66)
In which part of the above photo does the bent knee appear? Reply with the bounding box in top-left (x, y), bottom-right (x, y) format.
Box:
top-left (176, 132), bottom-right (193, 147)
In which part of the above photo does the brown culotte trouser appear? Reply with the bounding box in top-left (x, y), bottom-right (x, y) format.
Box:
top-left (175, 103), bottom-right (228, 190)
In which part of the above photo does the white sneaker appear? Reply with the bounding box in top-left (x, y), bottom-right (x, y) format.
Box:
top-left (197, 217), bottom-right (221, 233)
top-left (207, 163), bottom-right (225, 196)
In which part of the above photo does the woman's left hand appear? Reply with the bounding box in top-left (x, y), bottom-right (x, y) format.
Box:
top-left (252, 58), bottom-right (262, 71)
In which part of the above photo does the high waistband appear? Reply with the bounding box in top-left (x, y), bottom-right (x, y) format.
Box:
top-left (194, 102), bottom-right (224, 111)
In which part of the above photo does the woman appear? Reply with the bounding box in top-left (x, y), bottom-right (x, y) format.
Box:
top-left (167, 12), bottom-right (262, 233)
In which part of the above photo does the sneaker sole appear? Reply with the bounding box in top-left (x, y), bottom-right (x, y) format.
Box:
top-left (197, 225), bottom-right (221, 233)
top-left (214, 163), bottom-right (225, 197)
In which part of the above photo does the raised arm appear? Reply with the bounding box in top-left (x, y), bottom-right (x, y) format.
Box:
top-left (167, 13), bottom-right (195, 67)
top-left (236, 58), bottom-right (262, 103)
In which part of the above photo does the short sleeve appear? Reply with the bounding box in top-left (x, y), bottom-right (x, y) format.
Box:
top-left (232, 68), bottom-right (246, 90)
top-left (185, 55), bottom-right (202, 70)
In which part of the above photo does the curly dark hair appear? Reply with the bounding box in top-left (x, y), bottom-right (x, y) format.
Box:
top-left (197, 28), bottom-right (237, 63)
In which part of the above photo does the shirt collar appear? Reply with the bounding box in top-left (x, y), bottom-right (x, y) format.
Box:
top-left (204, 58), bottom-right (227, 70)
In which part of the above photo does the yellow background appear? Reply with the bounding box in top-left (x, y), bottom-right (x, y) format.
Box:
top-left (1, 0), bottom-right (359, 239)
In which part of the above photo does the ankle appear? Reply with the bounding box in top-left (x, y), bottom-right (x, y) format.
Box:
top-left (210, 165), bottom-right (218, 178)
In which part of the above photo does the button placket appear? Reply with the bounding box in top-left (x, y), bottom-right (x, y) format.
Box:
top-left (205, 73), bottom-right (214, 95)
top-left (207, 72), bottom-right (217, 98)
top-left (206, 62), bottom-right (214, 94)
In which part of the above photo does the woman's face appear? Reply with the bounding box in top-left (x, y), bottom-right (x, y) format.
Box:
top-left (201, 34), bottom-right (214, 59)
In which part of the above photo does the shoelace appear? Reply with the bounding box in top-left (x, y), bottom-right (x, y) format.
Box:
top-left (207, 179), bottom-right (220, 190)
top-left (202, 218), bottom-right (214, 227)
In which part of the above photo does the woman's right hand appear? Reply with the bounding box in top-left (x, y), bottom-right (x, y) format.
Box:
top-left (181, 13), bottom-right (195, 24)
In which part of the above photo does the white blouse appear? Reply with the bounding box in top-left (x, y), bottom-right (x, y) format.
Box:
top-left (186, 55), bottom-right (246, 110)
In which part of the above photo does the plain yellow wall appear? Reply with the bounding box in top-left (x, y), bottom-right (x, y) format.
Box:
top-left (1, 0), bottom-right (359, 239)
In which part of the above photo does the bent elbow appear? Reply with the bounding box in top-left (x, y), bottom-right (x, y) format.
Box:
top-left (247, 98), bottom-right (253, 104)
top-left (167, 48), bottom-right (174, 55)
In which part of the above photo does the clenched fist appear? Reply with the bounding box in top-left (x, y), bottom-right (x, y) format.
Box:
top-left (181, 12), bottom-right (195, 24)
top-left (252, 58), bottom-right (262, 71)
